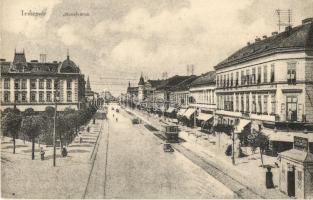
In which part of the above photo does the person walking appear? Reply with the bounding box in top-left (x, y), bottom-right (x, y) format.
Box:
top-left (40, 147), bottom-right (45, 161)
top-left (266, 167), bottom-right (274, 189)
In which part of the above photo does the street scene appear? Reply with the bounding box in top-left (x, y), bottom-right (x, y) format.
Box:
top-left (1, 0), bottom-right (313, 199)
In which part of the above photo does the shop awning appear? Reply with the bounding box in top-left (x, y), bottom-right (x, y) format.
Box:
top-left (235, 119), bottom-right (251, 133)
top-left (177, 108), bottom-right (187, 116)
top-left (267, 131), bottom-right (313, 143)
top-left (166, 107), bottom-right (175, 113)
top-left (183, 108), bottom-right (196, 119)
top-left (197, 113), bottom-right (213, 121)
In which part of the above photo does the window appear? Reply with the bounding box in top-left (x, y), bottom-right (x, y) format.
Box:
top-left (271, 94), bottom-right (276, 114)
top-left (252, 68), bottom-right (256, 84)
top-left (22, 92), bottom-right (27, 102)
top-left (39, 79), bottom-right (44, 89)
top-left (241, 70), bottom-right (245, 85)
top-left (4, 91), bottom-right (10, 102)
top-left (246, 94), bottom-right (249, 112)
top-left (235, 72), bottom-right (239, 86)
top-left (220, 75), bottom-right (223, 88)
top-left (230, 73), bottom-right (233, 87)
top-left (67, 91), bottom-right (72, 102)
top-left (216, 75), bottom-right (219, 87)
top-left (14, 79), bottom-right (20, 89)
top-left (30, 79), bottom-right (36, 89)
top-left (287, 62), bottom-right (296, 84)
top-left (4, 78), bottom-right (10, 89)
top-left (258, 95), bottom-right (262, 114)
top-left (54, 79), bottom-right (60, 89)
top-left (223, 75), bottom-right (226, 88)
top-left (264, 95), bottom-right (268, 114)
top-left (246, 69), bottom-right (250, 85)
top-left (270, 64), bottom-right (275, 82)
top-left (263, 65), bottom-right (268, 83)
top-left (21, 79), bottom-right (27, 89)
top-left (46, 79), bottom-right (51, 89)
top-left (235, 95), bottom-right (239, 111)
top-left (30, 92), bottom-right (36, 102)
top-left (14, 91), bottom-right (19, 102)
top-left (257, 66), bottom-right (261, 84)
top-left (252, 94), bottom-right (256, 113)
top-left (46, 91), bottom-right (52, 102)
top-left (67, 79), bottom-right (72, 90)
top-left (241, 95), bottom-right (244, 112)
top-left (39, 91), bottom-right (44, 102)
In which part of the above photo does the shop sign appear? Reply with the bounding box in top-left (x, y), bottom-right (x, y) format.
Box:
top-left (294, 136), bottom-right (308, 152)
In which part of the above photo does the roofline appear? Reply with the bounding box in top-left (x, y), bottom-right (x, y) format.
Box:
top-left (214, 47), bottom-right (313, 70)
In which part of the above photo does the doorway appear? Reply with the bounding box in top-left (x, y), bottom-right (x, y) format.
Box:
top-left (287, 165), bottom-right (295, 197)
top-left (286, 96), bottom-right (297, 122)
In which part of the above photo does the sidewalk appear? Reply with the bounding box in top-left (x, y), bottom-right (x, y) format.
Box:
top-left (126, 108), bottom-right (288, 199)
top-left (1, 120), bottom-right (104, 199)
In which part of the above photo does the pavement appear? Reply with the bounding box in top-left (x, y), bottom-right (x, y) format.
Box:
top-left (126, 107), bottom-right (289, 199)
top-left (1, 118), bottom-right (104, 199)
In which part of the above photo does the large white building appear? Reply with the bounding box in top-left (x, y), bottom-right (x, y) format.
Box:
top-left (0, 50), bottom-right (85, 111)
top-left (214, 18), bottom-right (313, 154)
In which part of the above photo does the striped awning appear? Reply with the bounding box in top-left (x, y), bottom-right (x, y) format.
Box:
top-left (197, 113), bottom-right (213, 121)
top-left (183, 108), bottom-right (196, 119)
top-left (177, 108), bottom-right (187, 116)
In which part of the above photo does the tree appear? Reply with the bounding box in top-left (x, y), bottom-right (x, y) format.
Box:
top-left (23, 108), bottom-right (35, 117)
top-left (248, 130), bottom-right (269, 167)
top-left (1, 109), bottom-right (22, 154)
top-left (21, 115), bottom-right (45, 160)
top-left (44, 106), bottom-right (55, 118)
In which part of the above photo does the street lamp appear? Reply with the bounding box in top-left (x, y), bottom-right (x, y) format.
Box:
top-left (53, 90), bottom-right (60, 167)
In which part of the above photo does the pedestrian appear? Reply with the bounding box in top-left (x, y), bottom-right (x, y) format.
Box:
top-left (40, 147), bottom-right (45, 161)
top-left (62, 147), bottom-right (68, 157)
top-left (266, 167), bottom-right (274, 189)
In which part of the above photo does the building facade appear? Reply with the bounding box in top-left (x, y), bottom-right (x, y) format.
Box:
top-left (0, 50), bottom-right (85, 111)
top-left (214, 18), bottom-right (313, 153)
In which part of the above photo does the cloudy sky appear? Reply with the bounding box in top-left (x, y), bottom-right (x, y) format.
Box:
top-left (1, 0), bottom-right (313, 95)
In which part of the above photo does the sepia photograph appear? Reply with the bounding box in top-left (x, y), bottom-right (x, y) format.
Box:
top-left (1, 0), bottom-right (313, 199)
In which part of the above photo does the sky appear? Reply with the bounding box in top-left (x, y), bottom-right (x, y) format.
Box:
top-left (1, 0), bottom-right (313, 96)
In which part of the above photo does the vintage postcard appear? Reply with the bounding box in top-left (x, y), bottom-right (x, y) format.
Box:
top-left (1, 0), bottom-right (313, 199)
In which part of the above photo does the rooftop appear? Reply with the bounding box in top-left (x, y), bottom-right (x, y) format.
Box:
top-left (215, 19), bottom-right (313, 69)
top-left (190, 71), bottom-right (216, 87)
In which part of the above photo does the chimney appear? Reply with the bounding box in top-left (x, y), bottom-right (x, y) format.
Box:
top-left (272, 31), bottom-right (278, 36)
top-left (262, 35), bottom-right (267, 39)
top-left (302, 18), bottom-right (313, 25)
top-left (40, 54), bottom-right (46, 63)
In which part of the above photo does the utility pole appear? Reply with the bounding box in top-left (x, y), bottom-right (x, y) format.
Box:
top-left (53, 94), bottom-right (59, 167)
top-left (232, 127), bottom-right (235, 165)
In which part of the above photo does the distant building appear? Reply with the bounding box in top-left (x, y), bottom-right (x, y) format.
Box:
top-left (0, 50), bottom-right (85, 111)
top-left (85, 76), bottom-right (94, 101)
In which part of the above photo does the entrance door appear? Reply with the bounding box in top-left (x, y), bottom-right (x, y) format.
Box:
top-left (286, 96), bottom-right (297, 122)
top-left (287, 166), bottom-right (295, 197)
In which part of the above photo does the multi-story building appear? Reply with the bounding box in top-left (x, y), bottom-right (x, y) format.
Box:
top-left (0, 50), bottom-right (85, 111)
top-left (214, 18), bottom-right (313, 154)
top-left (189, 71), bottom-right (216, 126)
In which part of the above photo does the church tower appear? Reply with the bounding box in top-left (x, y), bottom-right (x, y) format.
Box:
top-left (138, 73), bottom-right (145, 103)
